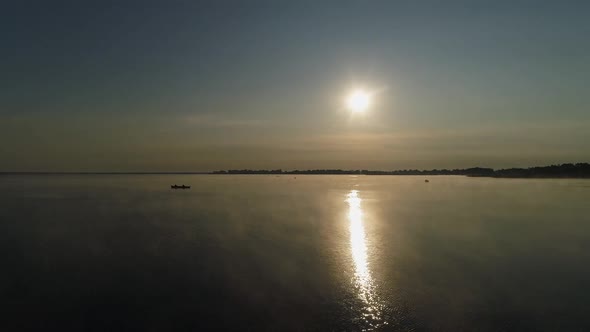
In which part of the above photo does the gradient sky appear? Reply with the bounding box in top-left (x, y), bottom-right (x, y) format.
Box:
top-left (2, 0), bottom-right (589, 171)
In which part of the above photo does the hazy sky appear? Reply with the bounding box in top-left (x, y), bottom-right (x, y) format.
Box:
top-left (2, 0), bottom-right (589, 171)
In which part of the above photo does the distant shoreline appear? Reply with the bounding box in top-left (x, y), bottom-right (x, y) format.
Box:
top-left (1, 163), bottom-right (589, 178)
top-left (0, 172), bottom-right (211, 175)
top-left (210, 163), bottom-right (590, 178)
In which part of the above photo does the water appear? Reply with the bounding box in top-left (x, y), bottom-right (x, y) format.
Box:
top-left (1, 175), bottom-right (589, 331)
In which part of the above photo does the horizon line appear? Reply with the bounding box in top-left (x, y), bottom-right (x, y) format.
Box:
top-left (1, 162), bottom-right (588, 175)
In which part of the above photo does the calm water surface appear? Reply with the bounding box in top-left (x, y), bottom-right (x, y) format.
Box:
top-left (1, 175), bottom-right (590, 331)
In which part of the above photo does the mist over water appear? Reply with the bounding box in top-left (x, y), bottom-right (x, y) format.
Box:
top-left (1, 175), bottom-right (590, 331)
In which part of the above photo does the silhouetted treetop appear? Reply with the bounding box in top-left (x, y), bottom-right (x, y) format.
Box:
top-left (211, 163), bottom-right (590, 178)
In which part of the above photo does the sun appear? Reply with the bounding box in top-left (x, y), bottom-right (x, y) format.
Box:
top-left (346, 90), bottom-right (371, 113)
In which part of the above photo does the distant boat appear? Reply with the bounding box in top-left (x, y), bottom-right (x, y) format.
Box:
top-left (171, 185), bottom-right (191, 189)
top-left (425, 179), bottom-right (429, 183)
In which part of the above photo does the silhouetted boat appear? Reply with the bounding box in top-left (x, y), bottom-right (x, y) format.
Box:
top-left (171, 185), bottom-right (191, 189)
top-left (425, 179), bottom-right (429, 183)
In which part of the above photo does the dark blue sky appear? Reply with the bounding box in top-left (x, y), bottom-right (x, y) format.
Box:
top-left (2, 1), bottom-right (589, 171)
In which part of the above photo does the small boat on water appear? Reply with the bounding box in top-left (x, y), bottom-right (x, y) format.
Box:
top-left (425, 179), bottom-right (429, 183)
top-left (171, 184), bottom-right (191, 189)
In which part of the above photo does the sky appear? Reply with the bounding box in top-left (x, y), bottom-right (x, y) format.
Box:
top-left (1, 0), bottom-right (589, 171)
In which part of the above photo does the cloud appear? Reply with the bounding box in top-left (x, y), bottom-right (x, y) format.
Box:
top-left (181, 113), bottom-right (270, 129)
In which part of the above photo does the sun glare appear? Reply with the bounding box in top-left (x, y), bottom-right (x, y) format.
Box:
top-left (346, 90), bottom-right (371, 113)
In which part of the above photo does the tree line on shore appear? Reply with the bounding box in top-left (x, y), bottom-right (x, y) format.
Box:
top-left (211, 163), bottom-right (590, 178)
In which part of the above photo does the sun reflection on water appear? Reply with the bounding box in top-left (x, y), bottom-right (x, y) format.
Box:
top-left (346, 190), bottom-right (386, 330)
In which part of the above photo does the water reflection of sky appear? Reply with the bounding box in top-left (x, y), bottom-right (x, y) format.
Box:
top-left (346, 190), bottom-right (386, 330)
